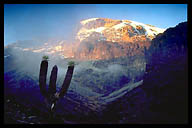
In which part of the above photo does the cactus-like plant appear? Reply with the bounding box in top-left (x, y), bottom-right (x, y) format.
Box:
top-left (39, 57), bottom-right (75, 113)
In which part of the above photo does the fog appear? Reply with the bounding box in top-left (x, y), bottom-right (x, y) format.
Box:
top-left (107, 64), bottom-right (124, 74)
top-left (5, 41), bottom-right (146, 96)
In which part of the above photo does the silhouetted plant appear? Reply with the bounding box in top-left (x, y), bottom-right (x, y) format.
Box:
top-left (39, 57), bottom-right (75, 114)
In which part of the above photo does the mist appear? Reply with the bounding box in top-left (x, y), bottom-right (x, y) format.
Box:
top-left (5, 42), bottom-right (146, 96)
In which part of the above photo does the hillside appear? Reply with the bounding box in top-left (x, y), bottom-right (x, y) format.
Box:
top-left (101, 22), bottom-right (188, 123)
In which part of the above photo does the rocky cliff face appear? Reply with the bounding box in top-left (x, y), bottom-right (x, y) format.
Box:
top-left (73, 18), bottom-right (165, 60)
top-left (102, 22), bottom-right (188, 123)
top-left (74, 40), bottom-right (149, 60)
top-left (143, 22), bottom-right (188, 123)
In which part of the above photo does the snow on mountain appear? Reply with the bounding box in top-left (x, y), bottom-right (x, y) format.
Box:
top-left (112, 22), bottom-right (128, 29)
top-left (129, 20), bottom-right (165, 38)
top-left (80, 18), bottom-right (99, 25)
top-left (77, 26), bottom-right (107, 42)
top-left (77, 18), bottom-right (165, 42)
top-left (5, 18), bottom-right (166, 61)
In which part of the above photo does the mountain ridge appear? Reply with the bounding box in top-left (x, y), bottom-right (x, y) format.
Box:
top-left (4, 18), bottom-right (165, 60)
top-left (77, 18), bottom-right (165, 42)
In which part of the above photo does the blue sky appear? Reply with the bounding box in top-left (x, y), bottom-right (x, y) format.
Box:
top-left (4, 4), bottom-right (187, 46)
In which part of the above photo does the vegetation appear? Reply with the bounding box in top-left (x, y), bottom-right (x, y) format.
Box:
top-left (39, 58), bottom-right (75, 113)
top-left (68, 61), bottom-right (75, 67)
top-left (42, 55), bottom-right (49, 61)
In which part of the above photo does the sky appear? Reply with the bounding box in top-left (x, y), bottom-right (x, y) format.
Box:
top-left (4, 4), bottom-right (187, 46)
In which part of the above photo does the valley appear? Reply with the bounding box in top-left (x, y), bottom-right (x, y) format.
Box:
top-left (4, 18), bottom-right (187, 124)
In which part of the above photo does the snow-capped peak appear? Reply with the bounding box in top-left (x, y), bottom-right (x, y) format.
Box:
top-left (77, 18), bottom-right (166, 42)
top-left (80, 18), bottom-right (99, 25)
top-left (112, 22), bottom-right (128, 29)
top-left (128, 20), bottom-right (165, 37)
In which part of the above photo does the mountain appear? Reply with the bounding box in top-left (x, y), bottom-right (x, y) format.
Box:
top-left (5, 19), bottom-right (187, 124)
top-left (101, 22), bottom-right (188, 123)
top-left (142, 22), bottom-right (188, 123)
top-left (74, 18), bottom-right (165, 60)
top-left (4, 18), bottom-right (165, 61)
top-left (3, 18), bottom-right (166, 106)
top-left (77, 18), bottom-right (165, 42)
top-left (4, 18), bottom-right (157, 124)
